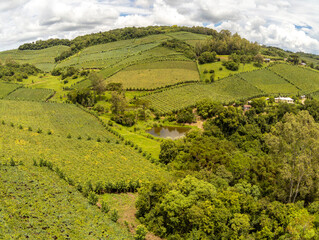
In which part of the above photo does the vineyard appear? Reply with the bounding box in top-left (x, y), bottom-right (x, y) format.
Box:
top-left (141, 76), bottom-right (263, 113)
top-left (240, 68), bottom-right (299, 94)
top-left (0, 45), bottom-right (69, 72)
top-left (0, 100), bottom-right (169, 190)
top-left (269, 63), bottom-right (319, 93)
top-left (4, 88), bottom-right (55, 101)
top-left (106, 61), bottom-right (199, 89)
top-left (0, 164), bottom-right (132, 239)
top-left (0, 82), bottom-right (21, 98)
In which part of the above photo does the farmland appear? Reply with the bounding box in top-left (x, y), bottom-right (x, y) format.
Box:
top-left (240, 69), bottom-right (299, 94)
top-left (107, 61), bottom-right (199, 89)
top-left (0, 164), bottom-right (132, 239)
top-left (0, 45), bottom-right (69, 72)
top-left (269, 63), bottom-right (319, 93)
top-left (4, 88), bottom-right (55, 101)
top-left (198, 61), bottom-right (267, 81)
top-left (0, 82), bottom-right (21, 98)
top-left (141, 76), bottom-right (263, 113)
top-left (0, 100), bottom-right (169, 189)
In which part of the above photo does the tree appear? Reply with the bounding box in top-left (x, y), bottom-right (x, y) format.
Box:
top-left (110, 92), bottom-right (126, 115)
top-left (265, 111), bottom-right (319, 203)
top-left (89, 72), bottom-right (106, 95)
top-left (288, 54), bottom-right (300, 65)
top-left (159, 140), bottom-right (178, 164)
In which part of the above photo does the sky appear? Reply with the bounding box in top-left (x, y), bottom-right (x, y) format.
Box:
top-left (1, 0), bottom-right (319, 54)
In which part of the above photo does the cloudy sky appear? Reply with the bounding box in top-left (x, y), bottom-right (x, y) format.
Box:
top-left (1, 0), bottom-right (319, 54)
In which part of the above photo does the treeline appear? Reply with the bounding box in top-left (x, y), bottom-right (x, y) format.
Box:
top-left (18, 26), bottom-right (260, 63)
top-left (136, 98), bottom-right (319, 239)
top-left (18, 38), bottom-right (71, 50)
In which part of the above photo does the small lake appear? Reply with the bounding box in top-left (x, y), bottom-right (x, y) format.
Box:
top-left (146, 126), bottom-right (191, 139)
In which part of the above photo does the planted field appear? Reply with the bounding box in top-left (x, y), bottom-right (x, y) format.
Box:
top-left (240, 69), bottom-right (299, 94)
top-left (0, 82), bottom-right (21, 98)
top-left (0, 100), bottom-right (169, 189)
top-left (166, 31), bottom-right (209, 47)
top-left (269, 64), bottom-right (319, 93)
top-left (141, 76), bottom-right (263, 113)
top-left (0, 46), bottom-right (69, 72)
top-left (56, 34), bottom-right (171, 70)
top-left (107, 61), bottom-right (199, 89)
top-left (4, 88), bottom-right (54, 101)
top-left (0, 165), bottom-right (132, 239)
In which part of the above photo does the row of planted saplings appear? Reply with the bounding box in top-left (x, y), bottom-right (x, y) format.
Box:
top-left (33, 158), bottom-right (143, 223)
top-left (0, 119), bottom-right (115, 143)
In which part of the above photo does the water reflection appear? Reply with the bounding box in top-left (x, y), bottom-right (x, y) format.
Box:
top-left (146, 126), bottom-right (190, 139)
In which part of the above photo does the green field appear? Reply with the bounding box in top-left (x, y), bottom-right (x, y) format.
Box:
top-left (0, 165), bottom-right (132, 239)
top-left (0, 46), bottom-right (69, 72)
top-left (0, 82), bottom-right (21, 98)
top-left (107, 61), bottom-right (199, 89)
top-left (240, 69), bottom-right (299, 94)
top-left (4, 88), bottom-right (55, 101)
top-left (269, 64), bottom-right (319, 93)
top-left (141, 76), bottom-right (263, 113)
top-left (198, 61), bottom-right (267, 81)
top-left (166, 31), bottom-right (209, 47)
top-left (0, 100), bottom-right (169, 188)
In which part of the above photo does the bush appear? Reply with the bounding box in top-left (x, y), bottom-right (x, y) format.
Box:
top-left (110, 209), bottom-right (119, 222)
top-left (134, 225), bottom-right (148, 240)
top-left (88, 192), bottom-right (98, 205)
top-left (223, 61), bottom-right (239, 71)
top-left (101, 201), bottom-right (110, 213)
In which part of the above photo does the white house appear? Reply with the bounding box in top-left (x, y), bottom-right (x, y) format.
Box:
top-left (275, 97), bottom-right (294, 104)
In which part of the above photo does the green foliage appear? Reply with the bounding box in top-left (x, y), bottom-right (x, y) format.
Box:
top-left (110, 209), bottom-right (119, 222)
top-left (134, 225), bottom-right (148, 240)
top-left (0, 82), bottom-right (21, 98)
top-left (198, 51), bottom-right (217, 64)
top-left (223, 61), bottom-right (239, 71)
top-left (88, 191), bottom-right (99, 205)
top-left (159, 140), bottom-right (178, 164)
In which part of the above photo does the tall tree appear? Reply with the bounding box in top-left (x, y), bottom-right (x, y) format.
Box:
top-left (265, 111), bottom-right (319, 203)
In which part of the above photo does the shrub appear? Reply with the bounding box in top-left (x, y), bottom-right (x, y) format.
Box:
top-left (101, 201), bottom-right (110, 213)
top-left (67, 133), bottom-right (72, 139)
top-left (134, 225), bottom-right (148, 240)
top-left (88, 192), bottom-right (98, 205)
top-left (37, 128), bottom-right (42, 133)
top-left (110, 209), bottom-right (119, 222)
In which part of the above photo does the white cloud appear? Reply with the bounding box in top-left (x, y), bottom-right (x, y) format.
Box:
top-left (0, 0), bottom-right (319, 54)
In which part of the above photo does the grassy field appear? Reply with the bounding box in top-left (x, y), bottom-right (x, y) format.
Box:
top-left (141, 76), bottom-right (263, 113)
top-left (198, 61), bottom-right (268, 81)
top-left (4, 88), bottom-right (55, 101)
top-left (0, 82), bottom-right (21, 98)
top-left (0, 164), bottom-right (132, 239)
top-left (0, 100), bottom-right (169, 188)
top-left (0, 46), bottom-right (69, 72)
top-left (240, 69), bottom-right (299, 94)
top-left (269, 63), bottom-right (319, 93)
top-left (167, 31), bottom-right (209, 47)
top-left (106, 61), bottom-right (199, 89)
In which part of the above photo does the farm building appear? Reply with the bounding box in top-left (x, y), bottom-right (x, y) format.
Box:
top-left (243, 105), bottom-right (252, 111)
top-left (275, 97), bottom-right (294, 104)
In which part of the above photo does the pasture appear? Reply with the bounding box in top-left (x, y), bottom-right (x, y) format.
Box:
top-left (141, 76), bottom-right (263, 113)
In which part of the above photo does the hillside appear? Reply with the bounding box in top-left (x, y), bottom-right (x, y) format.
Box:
top-left (2, 26), bottom-right (319, 239)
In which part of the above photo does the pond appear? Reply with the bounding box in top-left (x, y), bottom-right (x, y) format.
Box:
top-left (146, 126), bottom-right (191, 139)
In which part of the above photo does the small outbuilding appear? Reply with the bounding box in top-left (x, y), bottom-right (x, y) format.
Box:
top-left (243, 105), bottom-right (252, 111)
top-left (275, 97), bottom-right (294, 104)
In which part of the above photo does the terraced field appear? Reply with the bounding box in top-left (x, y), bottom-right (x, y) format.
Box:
top-left (167, 31), bottom-right (209, 46)
top-left (4, 88), bottom-right (54, 101)
top-left (0, 165), bottom-right (132, 239)
top-left (141, 76), bottom-right (263, 112)
top-left (0, 82), bottom-right (21, 98)
top-left (107, 61), bottom-right (199, 89)
top-left (0, 46), bottom-right (69, 72)
top-left (0, 100), bottom-right (169, 189)
top-left (240, 69), bottom-right (299, 94)
top-left (269, 64), bottom-right (319, 93)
